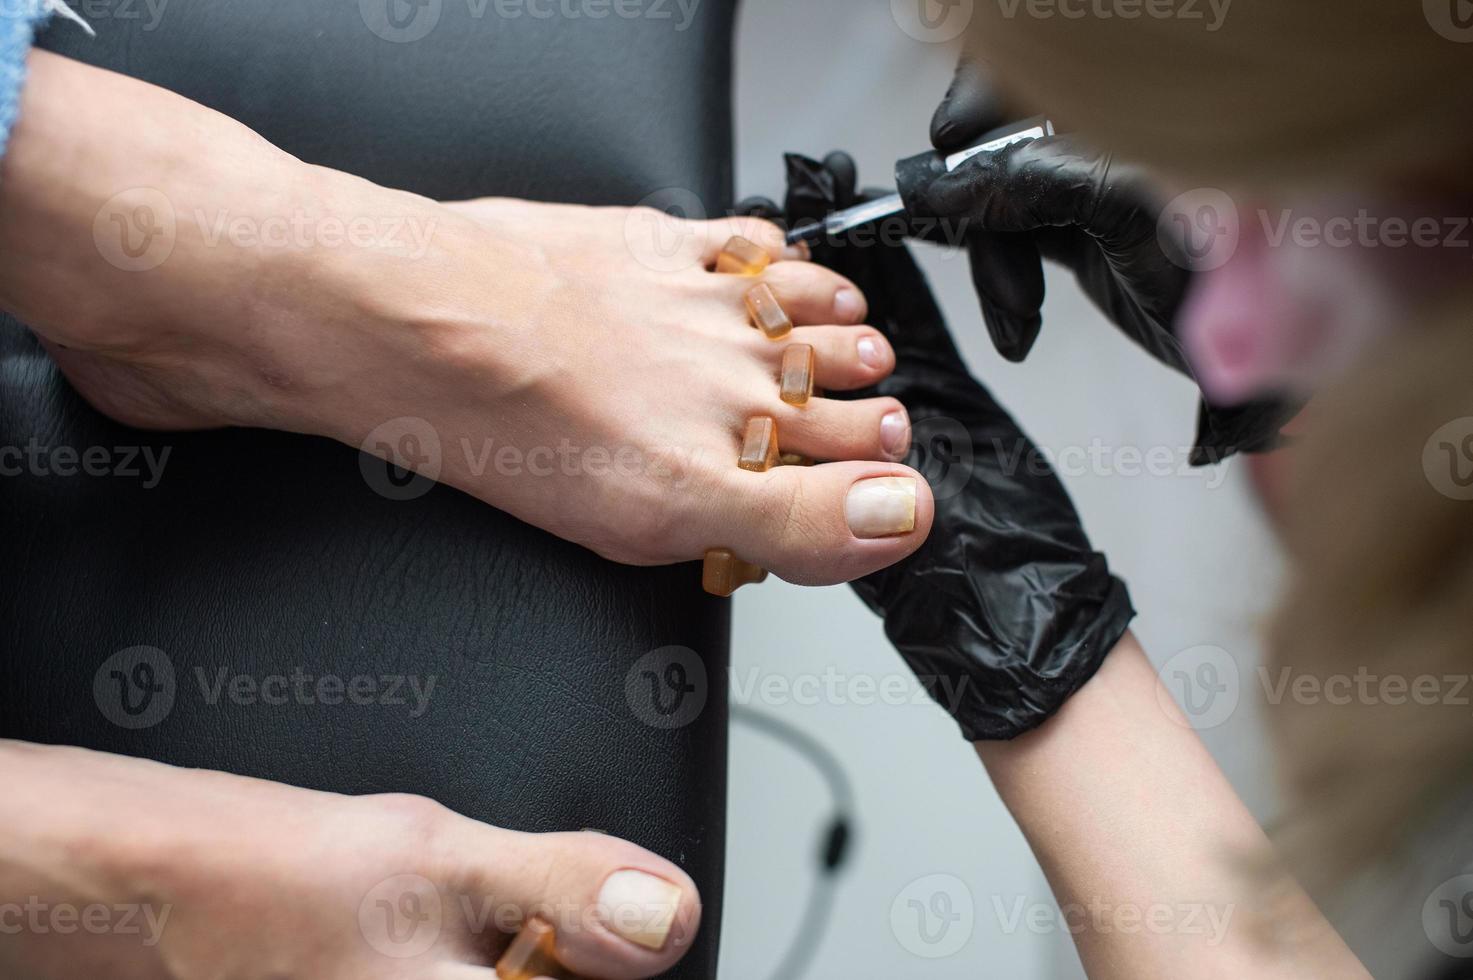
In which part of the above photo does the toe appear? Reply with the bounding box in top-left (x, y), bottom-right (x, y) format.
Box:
top-left (759, 327), bottom-right (895, 392)
top-left (770, 396), bottom-right (912, 464)
top-left (436, 820), bottom-right (701, 980)
top-left (729, 462), bottom-right (934, 586)
top-left (755, 261), bottom-right (868, 325)
top-left (699, 215), bottom-right (804, 266)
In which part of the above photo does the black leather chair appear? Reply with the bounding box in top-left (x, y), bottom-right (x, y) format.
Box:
top-left (1, 4), bottom-right (737, 976)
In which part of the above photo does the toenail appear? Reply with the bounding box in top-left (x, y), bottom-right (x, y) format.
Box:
top-left (845, 477), bottom-right (917, 539)
top-left (880, 411), bottom-right (911, 461)
top-left (598, 869), bottom-right (684, 952)
top-left (834, 288), bottom-right (864, 323)
top-left (857, 336), bottom-right (885, 370)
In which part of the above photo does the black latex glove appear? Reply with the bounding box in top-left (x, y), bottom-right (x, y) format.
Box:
top-left (906, 58), bottom-right (1298, 465)
top-left (739, 153), bottom-right (1136, 742)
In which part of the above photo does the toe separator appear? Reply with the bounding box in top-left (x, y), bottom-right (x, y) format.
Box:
top-left (495, 917), bottom-right (581, 980)
top-left (716, 236), bottom-right (773, 276)
top-left (703, 549), bottom-right (769, 597)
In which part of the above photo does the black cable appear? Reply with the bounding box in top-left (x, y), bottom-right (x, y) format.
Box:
top-left (731, 704), bottom-right (855, 980)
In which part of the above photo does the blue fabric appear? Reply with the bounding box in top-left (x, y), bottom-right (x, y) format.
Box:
top-left (0, 1), bottom-right (55, 159)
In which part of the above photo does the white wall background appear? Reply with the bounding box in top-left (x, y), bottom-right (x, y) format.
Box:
top-left (721, 2), bottom-right (1288, 977)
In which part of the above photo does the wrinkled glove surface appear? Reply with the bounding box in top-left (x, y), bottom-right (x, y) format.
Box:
top-left (902, 56), bottom-right (1298, 465)
top-left (741, 152), bottom-right (1135, 741)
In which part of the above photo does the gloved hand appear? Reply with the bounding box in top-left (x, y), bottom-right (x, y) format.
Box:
top-left (902, 57), bottom-right (1297, 464)
top-left (740, 153), bottom-right (1136, 741)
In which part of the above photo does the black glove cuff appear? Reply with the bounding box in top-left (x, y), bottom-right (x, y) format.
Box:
top-left (945, 576), bottom-right (1134, 742)
top-left (855, 562), bottom-right (1135, 743)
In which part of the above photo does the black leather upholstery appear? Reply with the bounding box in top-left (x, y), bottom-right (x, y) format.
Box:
top-left (1, 4), bottom-right (736, 976)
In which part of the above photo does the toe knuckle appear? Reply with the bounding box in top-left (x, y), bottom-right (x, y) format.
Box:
top-left (755, 471), bottom-right (809, 543)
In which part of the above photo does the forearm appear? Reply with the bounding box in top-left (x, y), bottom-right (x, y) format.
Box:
top-left (977, 634), bottom-right (1367, 978)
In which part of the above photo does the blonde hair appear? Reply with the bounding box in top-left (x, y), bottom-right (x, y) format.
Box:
top-left (967, 0), bottom-right (1473, 192)
top-left (1268, 305), bottom-right (1473, 889)
top-left (964, 0), bottom-right (1473, 888)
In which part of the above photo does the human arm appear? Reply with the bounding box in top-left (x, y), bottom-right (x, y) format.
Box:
top-left (776, 153), bottom-right (1365, 975)
top-left (977, 634), bottom-right (1369, 978)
